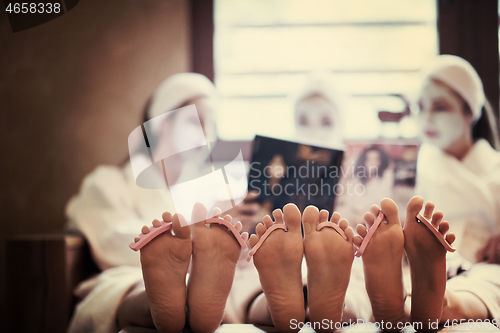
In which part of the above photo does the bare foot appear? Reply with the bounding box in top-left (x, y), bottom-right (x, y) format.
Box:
top-left (139, 212), bottom-right (192, 333)
top-left (249, 203), bottom-right (305, 332)
top-left (354, 198), bottom-right (405, 332)
top-left (404, 196), bottom-right (456, 331)
top-left (187, 204), bottom-right (248, 333)
top-left (303, 206), bottom-right (355, 332)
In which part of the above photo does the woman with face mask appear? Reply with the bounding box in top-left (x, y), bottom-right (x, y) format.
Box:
top-left (230, 75), bottom-right (348, 234)
top-left (415, 55), bottom-right (500, 322)
top-left (416, 55), bottom-right (500, 260)
top-left (293, 75), bottom-right (345, 148)
top-left (66, 73), bottom-right (220, 332)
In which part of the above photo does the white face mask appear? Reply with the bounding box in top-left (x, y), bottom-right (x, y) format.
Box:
top-left (169, 97), bottom-right (216, 167)
top-left (418, 80), bottom-right (473, 151)
top-left (420, 111), bottom-right (468, 149)
top-left (295, 94), bottom-right (342, 146)
top-left (171, 117), bottom-right (206, 153)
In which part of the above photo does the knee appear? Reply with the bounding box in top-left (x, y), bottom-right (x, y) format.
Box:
top-left (440, 290), bottom-right (489, 322)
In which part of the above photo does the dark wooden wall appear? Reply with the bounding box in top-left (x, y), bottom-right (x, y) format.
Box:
top-left (190, 0), bottom-right (214, 81)
top-left (437, 0), bottom-right (499, 121)
top-left (0, 0), bottom-right (191, 326)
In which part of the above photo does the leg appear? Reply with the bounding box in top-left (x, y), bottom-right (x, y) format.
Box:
top-left (353, 198), bottom-right (406, 332)
top-left (342, 267), bottom-right (374, 324)
top-left (404, 197), bottom-right (456, 331)
top-left (303, 207), bottom-right (355, 332)
top-left (247, 292), bottom-right (274, 326)
top-left (139, 213), bottom-right (192, 333)
top-left (248, 204), bottom-right (305, 332)
top-left (441, 263), bottom-right (498, 322)
top-left (404, 290), bottom-right (490, 330)
top-left (187, 204), bottom-right (248, 333)
top-left (117, 281), bottom-right (154, 329)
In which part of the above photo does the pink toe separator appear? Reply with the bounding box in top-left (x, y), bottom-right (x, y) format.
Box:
top-left (355, 210), bottom-right (385, 257)
top-left (415, 214), bottom-right (455, 252)
top-left (205, 217), bottom-right (248, 250)
top-left (129, 221), bottom-right (173, 251)
top-left (129, 217), bottom-right (248, 252)
top-left (246, 224), bottom-right (287, 262)
top-left (317, 221), bottom-right (347, 240)
top-left (246, 220), bottom-right (347, 262)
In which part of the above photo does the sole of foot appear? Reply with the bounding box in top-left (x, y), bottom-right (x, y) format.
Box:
top-left (303, 206), bottom-right (355, 332)
top-left (249, 203), bottom-right (305, 333)
top-left (404, 196), bottom-right (456, 332)
top-left (353, 198), bottom-right (406, 332)
top-left (140, 212), bottom-right (192, 333)
top-left (187, 203), bottom-right (248, 333)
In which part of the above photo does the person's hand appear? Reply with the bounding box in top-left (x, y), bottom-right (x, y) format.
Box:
top-left (223, 191), bottom-right (271, 234)
top-left (477, 233), bottom-right (500, 264)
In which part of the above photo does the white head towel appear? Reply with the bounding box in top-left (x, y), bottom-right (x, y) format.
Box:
top-left (421, 55), bottom-right (484, 121)
top-left (148, 72), bottom-right (216, 120)
top-left (291, 73), bottom-right (347, 147)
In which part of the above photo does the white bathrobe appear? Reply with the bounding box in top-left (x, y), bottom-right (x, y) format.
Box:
top-left (66, 158), bottom-right (174, 332)
top-left (66, 158), bottom-right (261, 332)
top-left (416, 139), bottom-right (500, 320)
top-left (415, 139), bottom-right (500, 263)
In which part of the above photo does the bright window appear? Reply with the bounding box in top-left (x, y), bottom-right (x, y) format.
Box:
top-left (214, 0), bottom-right (438, 140)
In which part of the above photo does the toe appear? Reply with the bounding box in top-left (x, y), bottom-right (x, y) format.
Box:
top-left (319, 209), bottom-right (329, 223)
top-left (431, 211), bottom-right (443, 227)
top-left (242, 232), bottom-right (249, 242)
top-left (438, 221), bottom-right (449, 235)
top-left (302, 205), bottom-right (320, 235)
top-left (283, 203), bottom-right (302, 233)
top-left (263, 215), bottom-right (274, 228)
top-left (423, 201), bottom-right (435, 219)
top-left (142, 225), bottom-right (150, 234)
top-left (353, 235), bottom-right (363, 247)
top-left (172, 214), bottom-right (191, 239)
top-left (192, 203), bottom-right (208, 227)
top-left (134, 236), bottom-right (140, 243)
top-left (211, 207), bottom-right (222, 218)
top-left (344, 226), bottom-right (355, 242)
top-left (152, 219), bottom-right (161, 228)
top-left (162, 211), bottom-right (172, 222)
top-left (339, 219), bottom-right (348, 231)
top-left (249, 234), bottom-right (259, 248)
top-left (380, 198), bottom-right (399, 225)
top-left (406, 196), bottom-right (424, 221)
top-left (370, 204), bottom-right (380, 217)
top-left (234, 221), bottom-right (243, 232)
top-left (330, 212), bottom-right (341, 224)
top-left (356, 224), bottom-right (367, 237)
top-left (223, 214), bottom-right (232, 222)
top-left (256, 223), bottom-right (267, 238)
top-left (363, 212), bottom-right (375, 227)
top-left (445, 232), bottom-right (456, 244)
top-left (272, 209), bottom-right (284, 224)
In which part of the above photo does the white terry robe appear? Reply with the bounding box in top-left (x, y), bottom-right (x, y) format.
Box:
top-left (415, 139), bottom-right (500, 263)
top-left (66, 156), bottom-right (262, 332)
top-left (66, 157), bottom-right (174, 333)
top-left (415, 139), bottom-right (500, 320)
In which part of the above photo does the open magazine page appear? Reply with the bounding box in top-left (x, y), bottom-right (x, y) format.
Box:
top-left (334, 139), bottom-right (419, 227)
top-left (248, 135), bottom-right (344, 213)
